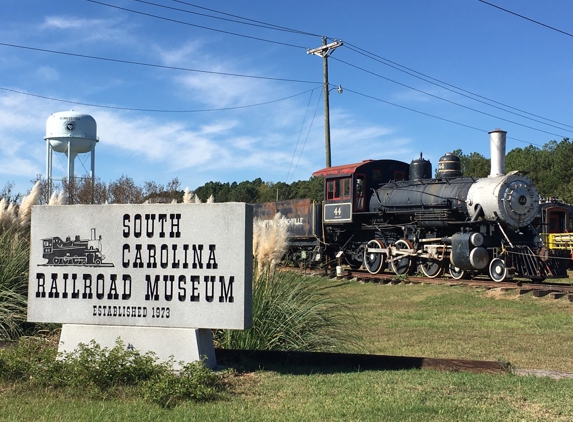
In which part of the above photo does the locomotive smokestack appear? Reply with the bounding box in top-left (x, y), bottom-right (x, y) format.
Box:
top-left (489, 129), bottom-right (507, 177)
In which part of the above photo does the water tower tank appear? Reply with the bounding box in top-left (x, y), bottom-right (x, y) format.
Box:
top-left (45, 111), bottom-right (98, 156)
top-left (45, 111), bottom-right (98, 200)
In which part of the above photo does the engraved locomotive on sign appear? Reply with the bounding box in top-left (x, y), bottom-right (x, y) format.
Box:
top-left (41, 228), bottom-right (113, 267)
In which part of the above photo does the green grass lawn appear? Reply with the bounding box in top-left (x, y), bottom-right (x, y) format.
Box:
top-left (2, 369), bottom-right (573, 421)
top-left (331, 280), bottom-right (573, 371)
top-left (2, 274), bottom-right (573, 421)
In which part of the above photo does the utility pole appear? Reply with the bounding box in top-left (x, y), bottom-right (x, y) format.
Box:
top-left (308, 37), bottom-right (343, 168)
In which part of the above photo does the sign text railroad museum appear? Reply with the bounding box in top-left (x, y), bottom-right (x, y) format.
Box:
top-left (28, 203), bottom-right (253, 330)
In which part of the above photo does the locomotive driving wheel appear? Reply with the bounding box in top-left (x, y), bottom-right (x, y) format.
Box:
top-left (419, 258), bottom-right (444, 279)
top-left (363, 239), bottom-right (386, 275)
top-left (390, 239), bottom-right (415, 275)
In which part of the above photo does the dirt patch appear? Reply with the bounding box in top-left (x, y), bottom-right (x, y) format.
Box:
top-left (486, 288), bottom-right (520, 300)
top-left (514, 369), bottom-right (573, 380)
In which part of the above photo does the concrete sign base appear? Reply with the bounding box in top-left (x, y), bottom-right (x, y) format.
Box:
top-left (58, 323), bottom-right (217, 369)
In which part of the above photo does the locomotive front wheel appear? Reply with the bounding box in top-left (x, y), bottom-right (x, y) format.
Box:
top-left (390, 239), bottom-right (415, 275)
top-left (449, 264), bottom-right (468, 280)
top-left (363, 239), bottom-right (386, 275)
top-left (420, 259), bottom-right (444, 278)
top-left (489, 258), bottom-right (507, 282)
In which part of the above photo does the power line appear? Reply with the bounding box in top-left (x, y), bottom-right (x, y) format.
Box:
top-left (332, 57), bottom-right (569, 139)
top-left (86, 0), bottom-right (309, 49)
top-left (286, 89), bottom-right (316, 183)
top-left (134, 0), bottom-right (573, 135)
top-left (86, 0), bottom-right (573, 137)
top-left (129, 0), bottom-right (321, 37)
top-left (0, 42), bottom-right (320, 84)
top-left (342, 87), bottom-right (545, 148)
top-left (343, 42), bottom-right (573, 131)
top-left (477, 0), bottom-right (573, 38)
top-left (9, 0), bottom-right (569, 146)
top-left (0, 86), bottom-right (321, 113)
top-left (293, 87), bottom-right (323, 180)
top-left (170, 0), bottom-right (321, 37)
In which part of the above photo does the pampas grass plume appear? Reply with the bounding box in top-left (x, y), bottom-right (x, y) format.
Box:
top-left (18, 181), bottom-right (40, 229)
top-left (253, 213), bottom-right (288, 276)
top-left (48, 190), bottom-right (65, 206)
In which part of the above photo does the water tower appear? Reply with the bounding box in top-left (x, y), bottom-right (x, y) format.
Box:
top-left (45, 111), bottom-right (98, 198)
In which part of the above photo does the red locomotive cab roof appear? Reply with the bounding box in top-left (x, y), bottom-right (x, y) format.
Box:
top-left (312, 160), bottom-right (376, 178)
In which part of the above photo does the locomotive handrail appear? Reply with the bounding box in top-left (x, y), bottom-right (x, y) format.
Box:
top-left (494, 212), bottom-right (515, 248)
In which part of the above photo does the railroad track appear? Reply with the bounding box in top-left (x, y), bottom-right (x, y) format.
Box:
top-left (290, 267), bottom-right (573, 302)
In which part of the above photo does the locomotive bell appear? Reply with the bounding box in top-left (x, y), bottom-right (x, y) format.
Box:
top-left (436, 153), bottom-right (462, 178)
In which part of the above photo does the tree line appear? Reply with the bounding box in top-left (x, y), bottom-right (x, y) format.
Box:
top-left (453, 137), bottom-right (573, 203)
top-left (4, 137), bottom-right (573, 205)
top-left (3, 174), bottom-right (325, 205)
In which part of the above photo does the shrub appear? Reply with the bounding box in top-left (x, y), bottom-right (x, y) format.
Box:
top-left (0, 337), bottom-right (226, 407)
top-left (0, 227), bottom-right (30, 340)
top-left (214, 270), bottom-right (362, 352)
top-left (143, 360), bottom-right (221, 408)
top-left (0, 181), bottom-right (42, 340)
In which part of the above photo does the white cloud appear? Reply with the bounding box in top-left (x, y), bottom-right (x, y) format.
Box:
top-left (177, 72), bottom-right (269, 108)
top-left (155, 40), bottom-right (277, 109)
top-left (35, 66), bottom-right (59, 81)
top-left (39, 15), bottom-right (137, 45)
top-left (155, 41), bottom-right (205, 67)
top-left (0, 155), bottom-right (40, 177)
top-left (41, 17), bottom-right (107, 30)
top-left (390, 89), bottom-right (432, 103)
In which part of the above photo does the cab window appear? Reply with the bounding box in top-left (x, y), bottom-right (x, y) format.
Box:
top-left (355, 174), bottom-right (366, 211)
top-left (327, 177), bottom-right (351, 200)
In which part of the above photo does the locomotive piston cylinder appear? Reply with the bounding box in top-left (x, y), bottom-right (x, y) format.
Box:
top-left (450, 232), bottom-right (489, 270)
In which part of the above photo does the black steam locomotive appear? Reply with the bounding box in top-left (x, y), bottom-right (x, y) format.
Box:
top-left (42, 228), bottom-right (105, 266)
top-left (253, 130), bottom-right (569, 282)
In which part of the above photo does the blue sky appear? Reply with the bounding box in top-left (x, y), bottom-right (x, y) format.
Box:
top-left (1, 0), bottom-right (572, 196)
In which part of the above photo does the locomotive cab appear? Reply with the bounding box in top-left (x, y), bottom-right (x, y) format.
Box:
top-left (311, 159), bottom-right (409, 270)
top-left (312, 159), bottom-right (409, 224)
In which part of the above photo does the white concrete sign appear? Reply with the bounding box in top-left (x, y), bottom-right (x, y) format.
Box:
top-left (28, 203), bottom-right (253, 330)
